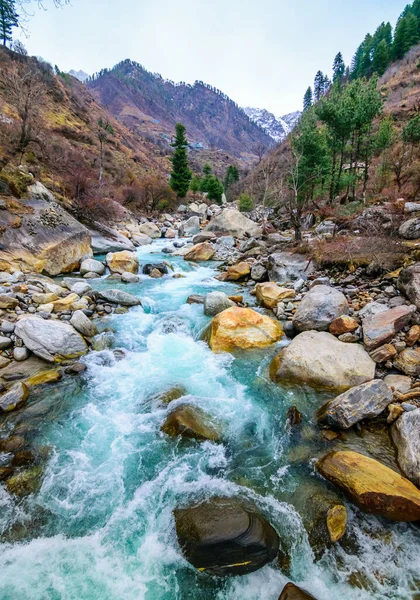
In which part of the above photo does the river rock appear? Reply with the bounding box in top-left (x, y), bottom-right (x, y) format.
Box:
top-left (293, 286), bottom-right (348, 332)
top-left (138, 222), bottom-right (160, 239)
top-left (399, 217), bottom-right (420, 239)
top-left (329, 315), bottom-right (359, 336)
top-left (256, 283), bottom-right (296, 309)
top-left (13, 346), bottom-right (29, 362)
top-left (5, 466), bottom-right (43, 497)
top-left (0, 382), bottom-right (29, 412)
top-left (161, 405), bottom-right (221, 441)
top-left (0, 336), bottom-right (12, 349)
top-left (384, 374), bottom-right (412, 394)
top-left (370, 344), bottom-right (397, 363)
top-left (184, 243), bottom-right (215, 261)
top-left (267, 252), bottom-right (313, 283)
top-left (318, 380), bottom-right (393, 429)
top-left (179, 216), bottom-right (200, 237)
top-left (362, 305), bottom-right (416, 350)
top-left (250, 264), bottom-right (267, 282)
top-left (121, 272), bottom-right (140, 283)
top-left (209, 307), bottom-right (283, 353)
top-left (71, 282), bottom-right (92, 296)
top-left (317, 450), bottom-right (420, 521)
top-left (398, 263), bottom-right (420, 309)
top-left (106, 250), bottom-right (139, 275)
top-left (52, 293), bottom-right (80, 312)
top-left (0, 294), bottom-right (18, 309)
top-left (80, 258), bottom-right (105, 276)
top-left (132, 232), bottom-right (152, 246)
top-left (143, 263), bottom-right (168, 276)
top-left (270, 331), bottom-right (375, 391)
top-left (70, 310), bottom-right (98, 337)
top-left (278, 583), bottom-right (318, 600)
top-left (0, 195), bottom-right (91, 275)
top-left (204, 208), bottom-right (262, 239)
top-left (98, 289), bottom-right (141, 307)
top-left (174, 497), bottom-right (279, 576)
top-left (392, 409), bottom-right (420, 486)
top-left (15, 316), bottom-right (87, 362)
top-left (221, 262), bottom-right (251, 281)
top-left (394, 349), bottom-right (420, 376)
top-left (90, 225), bottom-right (135, 253)
top-left (204, 292), bottom-right (235, 316)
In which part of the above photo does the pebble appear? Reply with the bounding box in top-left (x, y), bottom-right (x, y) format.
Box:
top-left (402, 402), bottom-right (417, 412)
top-left (13, 347), bottom-right (29, 361)
top-left (0, 336), bottom-right (12, 350)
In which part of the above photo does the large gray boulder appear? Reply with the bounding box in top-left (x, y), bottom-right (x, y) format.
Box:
top-left (318, 379), bottom-right (393, 429)
top-left (15, 316), bottom-right (87, 363)
top-left (179, 216), bottom-right (200, 237)
top-left (399, 218), bottom-right (420, 240)
top-left (270, 331), bottom-right (375, 392)
top-left (293, 285), bottom-right (349, 332)
top-left (98, 289), bottom-right (141, 306)
top-left (89, 224), bottom-right (135, 253)
top-left (0, 195), bottom-right (91, 276)
top-left (392, 409), bottom-right (420, 487)
top-left (204, 209), bottom-right (262, 239)
top-left (138, 222), bottom-right (160, 239)
top-left (267, 252), bottom-right (313, 283)
top-left (80, 258), bottom-right (105, 276)
top-left (204, 292), bottom-right (235, 316)
top-left (398, 263), bottom-right (420, 309)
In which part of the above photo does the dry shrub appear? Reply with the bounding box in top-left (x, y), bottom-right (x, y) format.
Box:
top-left (314, 235), bottom-right (406, 272)
top-left (120, 177), bottom-right (176, 215)
top-left (72, 196), bottom-right (125, 224)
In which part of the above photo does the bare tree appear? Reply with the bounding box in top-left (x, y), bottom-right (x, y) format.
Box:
top-left (0, 64), bottom-right (45, 160)
top-left (97, 118), bottom-right (114, 182)
top-left (254, 142), bottom-right (267, 165)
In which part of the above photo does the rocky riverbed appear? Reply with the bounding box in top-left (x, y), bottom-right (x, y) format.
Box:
top-left (1, 190), bottom-right (420, 598)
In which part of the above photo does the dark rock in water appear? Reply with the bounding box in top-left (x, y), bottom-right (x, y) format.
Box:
top-left (278, 582), bottom-right (318, 599)
top-left (0, 436), bottom-right (26, 453)
top-left (173, 241), bottom-right (185, 248)
top-left (65, 362), bottom-right (87, 375)
top-left (154, 386), bottom-right (187, 405)
top-left (187, 294), bottom-right (204, 305)
top-left (5, 466), bottom-right (43, 497)
top-left (155, 315), bottom-right (189, 335)
top-left (0, 467), bottom-right (14, 481)
top-left (161, 405), bottom-right (221, 441)
top-left (286, 406), bottom-right (302, 427)
top-left (174, 497), bottom-right (279, 576)
top-left (11, 450), bottom-right (35, 467)
top-left (143, 263), bottom-right (169, 276)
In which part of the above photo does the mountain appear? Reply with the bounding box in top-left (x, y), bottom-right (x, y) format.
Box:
top-left (87, 59), bottom-right (274, 160)
top-left (243, 107), bottom-right (301, 142)
top-left (68, 69), bottom-right (90, 82)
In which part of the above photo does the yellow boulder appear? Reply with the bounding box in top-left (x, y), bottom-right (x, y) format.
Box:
top-left (106, 250), bottom-right (139, 274)
top-left (256, 282), bottom-right (295, 309)
top-left (52, 293), bottom-right (80, 312)
top-left (184, 242), bottom-right (215, 261)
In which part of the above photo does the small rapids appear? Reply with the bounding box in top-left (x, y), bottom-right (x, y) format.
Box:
top-left (0, 240), bottom-right (419, 600)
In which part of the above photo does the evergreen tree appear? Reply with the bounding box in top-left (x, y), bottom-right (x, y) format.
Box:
top-left (392, 13), bottom-right (418, 60)
top-left (303, 86), bottom-right (313, 111)
top-left (224, 165), bottom-right (239, 197)
top-left (372, 39), bottom-right (391, 75)
top-left (314, 71), bottom-right (326, 102)
top-left (403, 114), bottom-right (420, 146)
top-left (206, 176), bottom-right (224, 204)
top-left (406, 12), bottom-right (420, 48)
top-left (200, 163), bottom-right (213, 193)
top-left (360, 34), bottom-right (373, 77)
top-left (169, 123), bottom-right (192, 198)
top-left (333, 52), bottom-right (345, 82)
top-left (0, 0), bottom-right (19, 47)
top-left (190, 175), bottom-right (201, 193)
top-left (351, 43), bottom-right (365, 79)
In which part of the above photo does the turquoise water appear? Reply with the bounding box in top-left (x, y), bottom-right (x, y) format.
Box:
top-left (0, 240), bottom-right (419, 599)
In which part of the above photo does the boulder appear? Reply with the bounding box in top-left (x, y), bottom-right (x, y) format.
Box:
top-left (80, 258), bottom-right (105, 276)
top-left (71, 281), bottom-right (92, 296)
top-left (174, 497), bottom-right (279, 576)
top-left (293, 285), bottom-right (348, 332)
top-left (329, 315), bottom-right (359, 336)
top-left (98, 289), bottom-right (141, 307)
top-left (384, 374), bottom-right (412, 394)
top-left (161, 405), bottom-right (221, 441)
top-left (394, 349), bottom-right (420, 376)
top-left (317, 450), bottom-right (420, 521)
top-left (89, 225), bottom-right (135, 253)
top-left (0, 382), bottom-right (29, 412)
top-left (121, 272), bottom-right (140, 283)
top-left (14, 316), bottom-right (87, 363)
top-left (270, 331), bottom-right (375, 392)
top-left (179, 216), bottom-right (200, 237)
top-left (52, 293), bottom-right (80, 312)
top-left (132, 233), bottom-right (152, 246)
top-left (318, 380), bottom-right (393, 429)
top-left (209, 307), bottom-right (283, 353)
top-left (138, 222), bottom-right (160, 239)
top-left (392, 409), bottom-right (420, 486)
top-left (184, 243), bottom-right (215, 261)
top-left (143, 263), bottom-right (169, 276)
top-left (204, 209), bottom-right (262, 239)
top-left (204, 292), bottom-right (235, 316)
top-left (192, 232), bottom-right (216, 244)
top-left (256, 283), bottom-right (296, 309)
top-left (106, 250), bottom-right (139, 275)
top-left (0, 195), bottom-right (91, 276)
top-left (221, 262), bottom-right (251, 281)
top-left (362, 305), bottom-right (416, 350)
top-left (278, 583), bottom-right (318, 600)
top-left (398, 263), bottom-right (420, 309)
top-left (267, 252), bottom-right (313, 283)
top-left (399, 217), bottom-right (420, 240)
top-left (250, 264), bottom-right (267, 282)
top-left (6, 466), bottom-right (43, 497)
top-left (70, 310), bottom-right (98, 338)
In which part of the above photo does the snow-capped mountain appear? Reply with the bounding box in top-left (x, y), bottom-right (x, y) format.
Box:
top-left (68, 69), bottom-right (90, 82)
top-left (243, 107), bottom-right (301, 143)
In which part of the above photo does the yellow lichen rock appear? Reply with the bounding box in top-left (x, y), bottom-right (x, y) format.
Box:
top-left (209, 307), bottom-right (283, 353)
top-left (256, 282), bottom-right (295, 309)
top-left (106, 250), bottom-right (139, 274)
top-left (184, 242), bottom-right (215, 262)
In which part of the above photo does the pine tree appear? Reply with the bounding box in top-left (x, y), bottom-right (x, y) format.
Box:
top-left (303, 86), bottom-right (313, 111)
top-left (372, 39), bottom-right (390, 75)
top-left (393, 15), bottom-right (411, 60)
top-left (351, 43), bottom-right (365, 79)
top-left (224, 165), bottom-right (239, 196)
top-left (406, 12), bottom-right (420, 48)
top-left (206, 176), bottom-right (224, 204)
top-left (333, 52), bottom-right (345, 82)
top-left (314, 71), bottom-right (325, 102)
top-left (360, 34), bottom-right (373, 77)
top-left (190, 175), bottom-right (201, 193)
top-left (0, 0), bottom-right (19, 47)
top-left (169, 123), bottom-right (192, 198)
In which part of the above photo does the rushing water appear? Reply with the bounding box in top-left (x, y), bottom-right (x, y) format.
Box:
top-left (0, 240), bottom-right (420, 600)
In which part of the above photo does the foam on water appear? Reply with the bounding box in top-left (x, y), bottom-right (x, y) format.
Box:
top-left (0, 240), bottom-right (419, 599)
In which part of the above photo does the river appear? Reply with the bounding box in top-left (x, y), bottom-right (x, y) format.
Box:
top-left (0, 239), bottom-right (419, 600)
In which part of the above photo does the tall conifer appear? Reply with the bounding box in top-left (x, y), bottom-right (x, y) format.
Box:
top-left (170, 123), bottom-right (192, 198)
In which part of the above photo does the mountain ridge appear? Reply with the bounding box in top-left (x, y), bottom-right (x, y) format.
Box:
top-left (243, 107), bottom-right (301, 142)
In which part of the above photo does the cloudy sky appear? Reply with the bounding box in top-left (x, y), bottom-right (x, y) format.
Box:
top-left (17, 0), bottom-right (406, 116)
